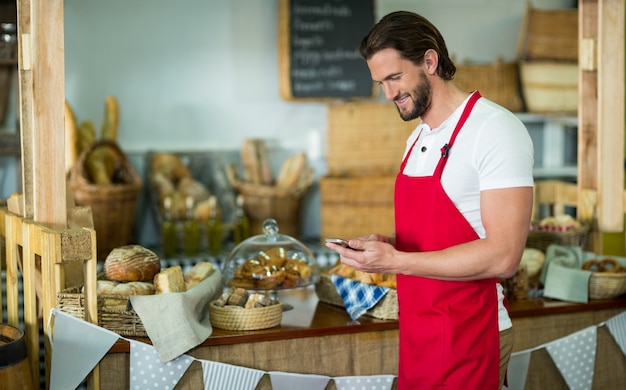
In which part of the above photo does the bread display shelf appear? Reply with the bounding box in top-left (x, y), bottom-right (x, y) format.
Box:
top-left (57, 286), bottom-right (147, 337)
top-left (315, 274), bottom-right (398, 320)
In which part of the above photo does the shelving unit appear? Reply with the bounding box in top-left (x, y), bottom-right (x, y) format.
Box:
top-left (518, 113), bottom-right (578, 180)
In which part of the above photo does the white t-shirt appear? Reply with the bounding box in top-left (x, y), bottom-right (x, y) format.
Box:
top-left (401, 93), bottom-right (535, 331)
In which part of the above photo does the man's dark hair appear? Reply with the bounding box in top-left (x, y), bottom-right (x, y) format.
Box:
top-left (359, 11), bottom-right (456, 80)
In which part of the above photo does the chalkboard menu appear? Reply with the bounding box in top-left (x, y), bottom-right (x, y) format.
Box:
top-left (278, 0), bottom-right (376, 100)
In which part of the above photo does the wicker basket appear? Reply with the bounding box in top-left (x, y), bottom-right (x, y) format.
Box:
top-left (589, 272), bottom-right (626, 300)
top-left (526, 224), bottom-right (589, 253)
top-left (319, 176), bottom-right (395, 242)
top-left (326, 102), bottom-right (416, 177)
top-left (315, 274), bottom-right (398, 320)
top-left (57, 286), bottom-right (147, 337)
top-left (68, 140), bottom-right (142, 261)
top-left (454, 59), bottom-right (524, 113)
top-left (208, 301), bottom-right (283, 331)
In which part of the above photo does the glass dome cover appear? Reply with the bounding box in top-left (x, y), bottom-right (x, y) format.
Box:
top-left (222, 219), bottom-right (320, 291)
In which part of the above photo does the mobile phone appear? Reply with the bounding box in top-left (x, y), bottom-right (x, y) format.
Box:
top-left (325, 238), bottom-right (362, 251)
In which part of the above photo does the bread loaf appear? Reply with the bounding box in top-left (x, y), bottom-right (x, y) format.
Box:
top-left (88, 280), bottom-right (155, 310)
top-left (154, 266), bottom-right (186, 294)
top-left (184, 262), bottom-right (215, 290)
top-left (103, 245), bottom-right (161, 282)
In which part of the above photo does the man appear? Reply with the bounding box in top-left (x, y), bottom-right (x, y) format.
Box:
top-left (326, 11), bottom-right (534, 389)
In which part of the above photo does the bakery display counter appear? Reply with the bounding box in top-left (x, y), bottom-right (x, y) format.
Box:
top-left (99, 287), bottom-right (626, 389)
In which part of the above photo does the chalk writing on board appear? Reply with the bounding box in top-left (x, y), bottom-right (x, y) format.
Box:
top-left (287, 0), bottom-right (375, 99)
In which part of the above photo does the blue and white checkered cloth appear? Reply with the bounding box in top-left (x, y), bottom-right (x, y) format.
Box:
top-left (330, 274), bottom-right (390, 320)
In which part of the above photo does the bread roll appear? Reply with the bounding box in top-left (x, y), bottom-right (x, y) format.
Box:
top-left (151, 152), bottom-right (191, 183)
top-left (154, 265), bottom-right (186, 294)
top-left (103, 245), bottom-right (161, 282)
top-left (184, 262), bottom-right (215, 290)
top-left (177, 176), bottom-right (211, 204)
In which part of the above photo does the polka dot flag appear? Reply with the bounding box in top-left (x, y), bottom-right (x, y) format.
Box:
top-left (129, 340), bottom-right (193, 389)
top-left (545, 326), bottom-right (596, 390)
top-left (334, 375), bottom-right (395, 390)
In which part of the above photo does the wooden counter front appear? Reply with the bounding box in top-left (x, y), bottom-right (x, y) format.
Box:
top-left (99, 288), bottom-right (626, 389)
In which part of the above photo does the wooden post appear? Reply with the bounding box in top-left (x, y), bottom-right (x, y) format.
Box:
top-left (578, 0), bottom-right (625, 252)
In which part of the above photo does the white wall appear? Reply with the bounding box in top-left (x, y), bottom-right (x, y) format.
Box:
top-left (0, 0), bottom-right (576, 245)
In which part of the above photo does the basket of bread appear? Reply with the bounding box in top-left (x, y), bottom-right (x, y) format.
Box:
top-left (57, 245), bottom-right (216, 336)
top-left (209, 288), bottom-right (282, 331)
top-left (526, 214), bottom-right (589, 253)
top-left (66, 97), bottom-right (143, 260)
top-left (581, 257), bottom-right (626, 300)
top-left (315, 262), bottom-right (398, 320)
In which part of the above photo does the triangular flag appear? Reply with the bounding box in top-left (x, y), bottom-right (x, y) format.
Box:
top-left (606, 311), bottom-right (626, 357)
top-left (546, 326), bottom-right (596, 390)
top-left (49, 309), bottom-right (120, 390)
top-left (334, 375), bottom-right (395, 390)
top-left (129, 340), bottom-right (193, 389)
top-left (507, 350), bottom-right (532, 390)
top-left (201, 360), bottom-right (265, 390)
top-left (269, 371), bottom-right (330, 390)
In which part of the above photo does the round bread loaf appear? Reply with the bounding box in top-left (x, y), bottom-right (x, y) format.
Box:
top-left (104, 245), bottom-right (161, 282)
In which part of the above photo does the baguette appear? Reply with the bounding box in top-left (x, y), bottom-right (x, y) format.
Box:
top-left (101, 95), bottom-right (119, 141)
top-left (276, 152), bottom-right (306, 189)
top-left (77, 120), bottom-right (96, 157)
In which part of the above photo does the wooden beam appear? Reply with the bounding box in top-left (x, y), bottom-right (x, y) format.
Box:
top-left (17, 0), bottom-right (66, 229)
top-left (596, 0), bottom-right (625, 232)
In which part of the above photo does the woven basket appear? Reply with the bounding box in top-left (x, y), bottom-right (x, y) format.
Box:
top-left (208, 301), bottom-right (283, 331)
top-left (230, 169), bottom-right (314, 238)
top-left (68, 140), bottom-right (142, 260)
top-left (589, 273), bottom-right (626, 300)
top-left (315, 274), bottom-right (398, 320)
top-left (454, 59), bottom-right (524, 113)
top-left (526, 224), bottom-right (589, 253)
top-left (326, 102), bottom-right (417, 177)
top-left (57, 286), bottom-right (147, 337)
top-left (319, 176), bottom-right (395, 243)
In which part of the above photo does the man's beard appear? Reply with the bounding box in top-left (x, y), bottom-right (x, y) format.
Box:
top-left (396, 72), bottom-right (431, 121)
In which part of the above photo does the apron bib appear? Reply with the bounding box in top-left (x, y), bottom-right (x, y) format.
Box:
top-left (394, 91), bottom-right (500, 389)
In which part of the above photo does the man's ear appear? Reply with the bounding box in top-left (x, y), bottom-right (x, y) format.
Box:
top-left (423, 49), bottom-right (439, 75)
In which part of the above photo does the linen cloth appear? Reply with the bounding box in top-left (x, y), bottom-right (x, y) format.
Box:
top-left (130, 269), bottom-right (223, 362)
top-left (330, 274), bottom-right (390, 320)
top-left (541, 245), bottom-right (591, 303)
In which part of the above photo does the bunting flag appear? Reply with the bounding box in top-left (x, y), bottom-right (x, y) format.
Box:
top-left (129, 341), bottom-right (193, 389)
top-left (49, 309), bottom-right (120, 390)
top-left (269, 371), bottom-right (331, 390)
top-left (46, 307), bottom-right (626, 389)
top-left (333, 375), bottom-right (395, 390)
top-left (201, 360), bottom-right (265, 390)
top-left (507, 350), bottom-right (531, 390)
top-left (606, 311), bottom-right (626, 356)
top-left (546, 326), bottom-right (597, 390)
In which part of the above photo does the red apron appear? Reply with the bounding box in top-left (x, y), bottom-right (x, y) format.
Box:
top-left (394, 91), bottom-right (500, 389)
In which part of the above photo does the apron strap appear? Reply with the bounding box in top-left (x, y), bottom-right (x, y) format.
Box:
top-left (433, 91), bottom-right (481, 178)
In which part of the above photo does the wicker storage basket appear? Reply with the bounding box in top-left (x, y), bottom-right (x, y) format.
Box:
top-left (208, 301), bottom-right (283, 331)
top-left (315, 274), bottom-right (398, 320)
top-left (526, 224), bottom-right (589, 253)
top-left (320, 176), bottom-right (395, 242)
top-left (519, 61), bottom-right (578, 114)
top-left (57, 286), bottom-right (147, 337)
top-left (517, 6), bottom-right (578, 62)
top-left (326, 102), bottom-right (416, 177)
top-left (454, 59), bottom-right (524, 113)
top-left (588, 272), bottom-right (626, 300)
top-left (68, 140), bottom-right (142, 261)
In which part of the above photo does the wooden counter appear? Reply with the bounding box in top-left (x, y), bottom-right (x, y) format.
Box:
top-left (98, 287), bottom-right (626, 389)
